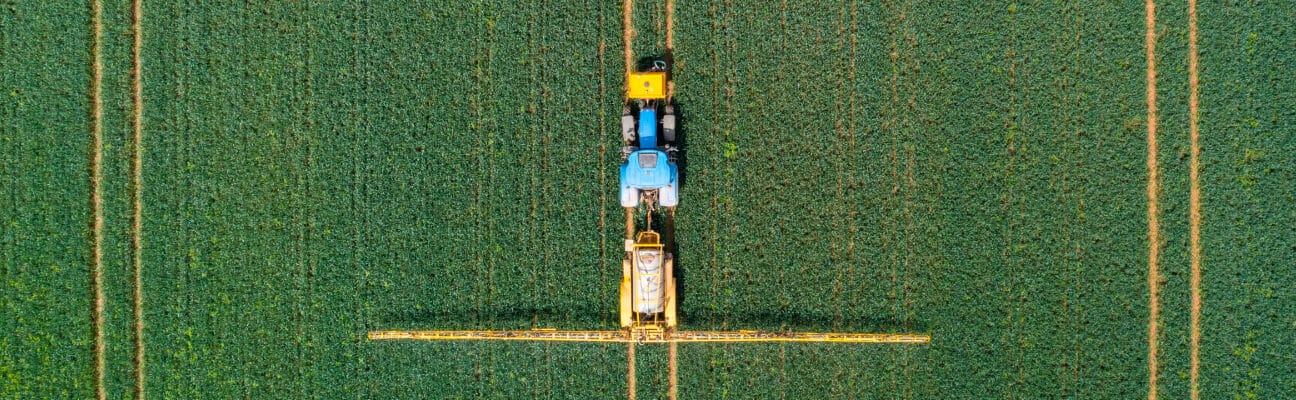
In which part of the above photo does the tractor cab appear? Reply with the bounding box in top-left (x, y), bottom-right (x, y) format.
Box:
top-left (624, 149), bottom-right (673, 188)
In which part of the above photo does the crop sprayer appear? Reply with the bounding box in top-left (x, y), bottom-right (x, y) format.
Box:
top-left (368, 57), bottom-right (930, 398)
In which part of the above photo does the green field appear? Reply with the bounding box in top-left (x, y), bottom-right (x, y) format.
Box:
top-left (2, 0), bottom-right (1293, 398)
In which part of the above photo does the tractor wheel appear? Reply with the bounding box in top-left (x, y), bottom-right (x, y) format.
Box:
top-left (662, 106), bottom-right (676, 142)
top-left (622, 114), bottom-right (637, 143)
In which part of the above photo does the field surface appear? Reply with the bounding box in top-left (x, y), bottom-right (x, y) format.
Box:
top-left (1, 0), bottom-right (1293, 399)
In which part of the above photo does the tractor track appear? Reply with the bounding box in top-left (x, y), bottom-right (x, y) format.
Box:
top-left (1143, 0), bottom-right (1161, 398)
top-left (664, 0), bottom-right (674, 50)
top-left (627, 343), bottom-right (636, 400)
top-left (668, 342), bottom-right (678, 400)
top-left (129, 0), bottom-right (146, 397)
top-left (87, 0), bottom-right (106, 397)
top-left (1187, 0), bottom-right (1202, 397)
top-left (664, 0), bottom-right (674, 99)
top-left (622, 0), bottom-right (634, 74)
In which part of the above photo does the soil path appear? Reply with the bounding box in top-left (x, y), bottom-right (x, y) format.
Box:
top-left (668, 342), bottom-right (678, 400)
top-left (129, 0), bottom-right (146, 398)
top-left (1187, 0), bottom-right (1202, 398)
top-left (1143, 0), bottom-right (1161, 398)
top-left (623, 0), bottom-right (634, 73)
top-left (88, 0), bottom-right (106, 398)
top-left (665, 0), bottom-right (674, 49)
top-left (627, 343), bottom-right (636, 400)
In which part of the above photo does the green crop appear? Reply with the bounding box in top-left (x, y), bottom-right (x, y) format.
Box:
top-left (1, 0), bottom-right (1291, 399)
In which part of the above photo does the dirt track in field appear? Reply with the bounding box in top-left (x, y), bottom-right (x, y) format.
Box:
top-left (88, 0), bottom-right (106, 398)
top-left (1143, 0), bottom-right (1161, 398)
top-left (1187, 0), bottom-right (1202, 398)
top-left (623, 0), bottom-right (634, 73)
top-left (627, 343), bottom-right (636, 400)
top-left (129, 0), bottom-right (146, 397)
top-left (668, 342), bottom-right (678, 400)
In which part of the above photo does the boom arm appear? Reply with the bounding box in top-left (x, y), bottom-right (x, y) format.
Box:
top-left (368, 329), bottom-right (930, 344)
top-left (670, 330), bottom-right (930, 344)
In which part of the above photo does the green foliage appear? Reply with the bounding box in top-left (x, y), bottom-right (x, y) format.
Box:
top-left (0, 2), bottom-right (96, 398)
top-left (1198, 1), bottom-right (1296, 399)
top-left (2, 0), bottom-right (1292, 399)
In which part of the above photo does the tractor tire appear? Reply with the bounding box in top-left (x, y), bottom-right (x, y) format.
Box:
top-left (621, 108), bottom-right (637, 143)
top-left (661, 113), bottom-right (676, 143)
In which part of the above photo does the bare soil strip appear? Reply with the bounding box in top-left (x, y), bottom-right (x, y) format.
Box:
top-left (665, 0), bottom-right (674, 99)
top-left (1187, 0), bottom-right (1202, 398)
top-left (668, 342), bottom-right (678, 400)
top-left (1143, 0), bottom-right (1161, 398)
top-left (623, 0), bottom-right (634, 73)
top-left (627, 344), bottom-right (636, 400)
top-left (87, 0), bottom-right (106, 398)
top-left (664, 0), bottom-right (673, 49)
top-left (129, 0), bottom-right (146, 398)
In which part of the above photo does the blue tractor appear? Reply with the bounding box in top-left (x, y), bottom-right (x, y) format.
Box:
top-left (619, 61), bottom-right (679, 209)
top-left (619, 102), bottom-right (678, 208)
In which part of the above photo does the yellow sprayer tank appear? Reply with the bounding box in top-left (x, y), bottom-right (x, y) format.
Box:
top-left (632, 246), bottom-right (665, 313)
top-left (620, 230), bottom-right (677, 328)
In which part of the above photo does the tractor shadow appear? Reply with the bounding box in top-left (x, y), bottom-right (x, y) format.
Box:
top-left (384, 307), bottom-right (605, 330)
top-left (677, 309), bottom-right (928, 334)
